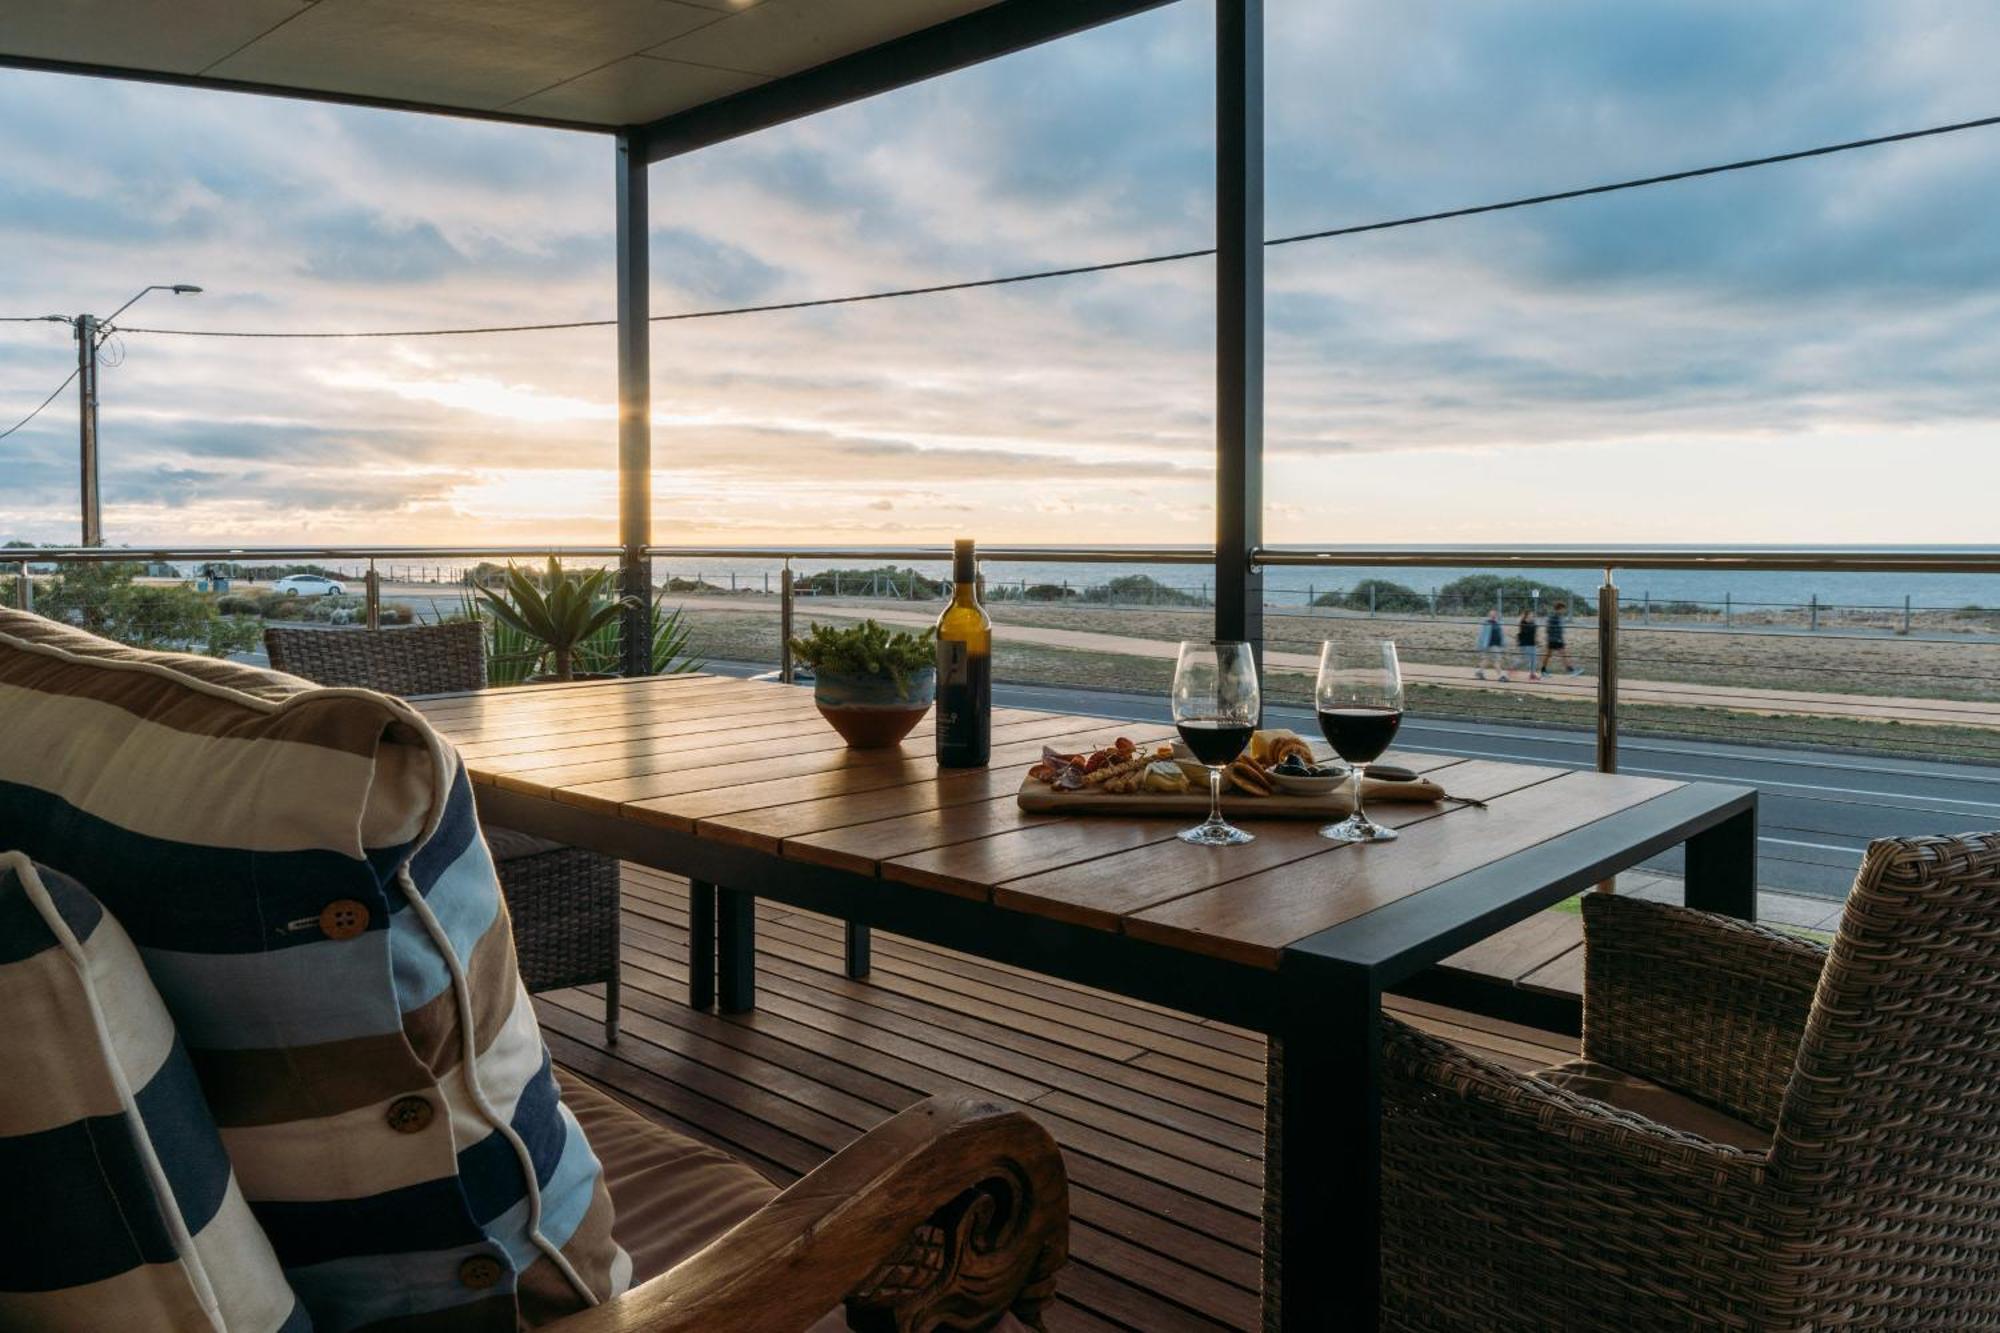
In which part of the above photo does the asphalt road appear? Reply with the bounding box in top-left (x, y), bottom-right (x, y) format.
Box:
top-left (709, 663), bottom-right (2000, 903)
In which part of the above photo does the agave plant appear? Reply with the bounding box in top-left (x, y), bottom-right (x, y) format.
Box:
top-left (474, 558), bottom-right (635, 681)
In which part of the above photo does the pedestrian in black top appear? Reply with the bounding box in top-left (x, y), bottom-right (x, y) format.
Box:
top-left (1542, 600), bottom-right (1580, 676)
top-left (1515, 609), bottom-right (1540, 681)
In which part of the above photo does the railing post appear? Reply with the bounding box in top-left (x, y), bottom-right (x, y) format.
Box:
top-left (1809, 594), bottom-right (1818, 631)
top-left (1596, 569), bottom-right (1618, 776)
top-left (1904, 594), bottom-right (1912, 634)
top-left (1724, 591), bottom-right (1732, 626)
top-left (779, 561), bottom-right (795, 684)
top-left (13, 561), bottom-right (29, 611)
top-left (1595, 569), bottom-right (1619, 894)
top-left (365, 560), bottom-right (381, 631)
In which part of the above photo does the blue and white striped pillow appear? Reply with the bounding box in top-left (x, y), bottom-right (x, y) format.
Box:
top-left (0, 610), bottom-right (627, 1332)
top-left (0, 851), bottom-right (309, 1332)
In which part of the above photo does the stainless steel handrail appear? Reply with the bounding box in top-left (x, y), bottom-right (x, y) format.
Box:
top-left (15, 545), bottom-right (627, 563)
top-left (645, 544), bottom-right (1216, 564)
top-left (1254, 545), bottom-right (2000, 574)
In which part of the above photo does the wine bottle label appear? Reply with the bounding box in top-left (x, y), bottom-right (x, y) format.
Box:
top-left (936, 637), bottom-right (991, 766)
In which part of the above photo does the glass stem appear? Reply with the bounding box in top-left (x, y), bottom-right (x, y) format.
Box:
top-left (1209, 765), bottom-right (1225, 827)
top-left (1352, 764), bottom-right (1368, 828)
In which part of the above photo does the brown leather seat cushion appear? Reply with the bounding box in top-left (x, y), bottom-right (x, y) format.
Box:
top-left (557, 1071), bottom-right (1034, 1333)
top-left (558, 1070), bottom-right (778, 1284)
top-left (1537, 1059), bottom-right (1770, 1152)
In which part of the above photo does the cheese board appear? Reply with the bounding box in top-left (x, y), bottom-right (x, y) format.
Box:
top-left (1015, 770), bottom-right (1445, 819)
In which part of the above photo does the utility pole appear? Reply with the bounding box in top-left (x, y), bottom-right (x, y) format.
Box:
top-left (46, 284), bottom-right (202, 547)
top-left (75, 314), bottom-right (100, 546)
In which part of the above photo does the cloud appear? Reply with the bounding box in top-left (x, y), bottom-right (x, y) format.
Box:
top-left (2, 2), bottom-right (2000, 547)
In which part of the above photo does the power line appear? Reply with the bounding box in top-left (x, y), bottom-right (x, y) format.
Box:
top-left (1264, 111), bottom-right (2000, 247)
top-left (0, 367), bottom-right (81, 440)
top-left (56, 107), bottom-right (2000, 341)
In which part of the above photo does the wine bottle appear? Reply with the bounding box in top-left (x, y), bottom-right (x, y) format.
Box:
top-left (935, 538), bottom-right (992, 767)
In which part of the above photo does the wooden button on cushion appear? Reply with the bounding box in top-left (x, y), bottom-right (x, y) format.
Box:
top-left (385, 1096), bottom-right (434, 1134)
top-left (457, 1256), bottom-right (503, 1290)
top-left (319, 899), bottom-right (370, 940)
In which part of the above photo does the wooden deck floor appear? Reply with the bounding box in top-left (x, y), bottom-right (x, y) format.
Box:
top-left (537, 865), bottom-right (1578, 1331)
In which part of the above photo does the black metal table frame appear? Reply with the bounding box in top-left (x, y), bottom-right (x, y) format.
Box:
top-left (476, 779), bottom-right (1758, 1332)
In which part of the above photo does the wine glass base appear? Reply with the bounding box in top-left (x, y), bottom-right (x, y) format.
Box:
top-left (1180, 820), bottom-right (1255, 847)
top-left (1319, 815), bottom-right (1398, 844)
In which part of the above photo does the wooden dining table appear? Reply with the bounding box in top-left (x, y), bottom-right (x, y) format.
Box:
top-left (412, 672), bottom-right (1757, 1332)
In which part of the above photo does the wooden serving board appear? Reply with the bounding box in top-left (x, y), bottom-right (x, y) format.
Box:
top-left (1016, 773), bottom-right (1445, 820)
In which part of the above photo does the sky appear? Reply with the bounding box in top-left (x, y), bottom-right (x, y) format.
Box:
top-left (2, 0), bottom-right (1998, 550)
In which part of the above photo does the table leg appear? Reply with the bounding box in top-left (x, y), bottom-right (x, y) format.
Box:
top-left (719, 886), bottom-right (756, 1013)
top-left (1685, 796), bottom-right (1758, 920)
top-left (845, 922), bottom-right (871, 979)
top-left (1265, 962), bottom-right (1381, 1332)
top-left (688, 879), bottom-right (715, 1010)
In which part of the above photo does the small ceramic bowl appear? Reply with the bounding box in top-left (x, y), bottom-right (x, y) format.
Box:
top-left (1269, 769), bottom-right (1348, 796)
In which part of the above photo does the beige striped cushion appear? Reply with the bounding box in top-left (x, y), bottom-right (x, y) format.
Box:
top-left (0, 609), bottom-right (627, 1331)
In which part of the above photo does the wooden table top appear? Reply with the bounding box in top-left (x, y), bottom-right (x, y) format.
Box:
top-left (413, 674), bottom-right (1687, 971)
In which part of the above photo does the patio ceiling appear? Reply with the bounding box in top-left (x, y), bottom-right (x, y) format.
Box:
top-left (0, 0), bottom-right (1173, 154)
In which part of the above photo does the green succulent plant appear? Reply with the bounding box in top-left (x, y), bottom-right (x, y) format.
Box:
top-left (789, 619), bottom-right (935, 696)
top-left (474, 557), bottom-right (636, 681)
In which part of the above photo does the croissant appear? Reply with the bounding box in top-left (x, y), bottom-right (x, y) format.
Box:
top-left (1249, 729), bottom-right (1315, 768)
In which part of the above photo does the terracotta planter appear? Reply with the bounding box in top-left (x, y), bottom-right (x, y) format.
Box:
top-left (813, 669), bottom-right (935, 749)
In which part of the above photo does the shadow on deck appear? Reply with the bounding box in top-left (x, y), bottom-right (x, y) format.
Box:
top-left (534, 865), bottom-right (1578, 1331)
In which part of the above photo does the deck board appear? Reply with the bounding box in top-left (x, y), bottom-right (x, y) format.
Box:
top-left (549, 864), bottom-right (1577, 1331)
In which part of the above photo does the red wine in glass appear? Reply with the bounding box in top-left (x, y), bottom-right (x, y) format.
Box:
top-left (1316, 707), bottom-right (1402, 765)
top-left (1171, 641), bottom-right (1259, 846)
top-left (1315, 639), bottom-right (1405, 843)
top-left (1177, 719), bottom-right (1256, 766)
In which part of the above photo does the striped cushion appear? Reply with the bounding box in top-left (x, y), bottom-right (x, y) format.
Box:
top-left (0, 610), bottom-right (628, 1331)
top-left (0, 851), bottom-right (308, 1332)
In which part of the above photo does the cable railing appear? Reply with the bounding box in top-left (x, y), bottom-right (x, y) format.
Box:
top-left (12, 542), bottom-right (2000, 775)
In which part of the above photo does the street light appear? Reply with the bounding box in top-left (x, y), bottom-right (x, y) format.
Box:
top-left (54, 283), bottom-right (203, 546)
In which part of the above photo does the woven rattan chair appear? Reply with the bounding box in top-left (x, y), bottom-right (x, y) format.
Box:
top-left (265, 622), bottom-right (621, 1040)
top-left (1380, 831), bottom-right (2000, 1329)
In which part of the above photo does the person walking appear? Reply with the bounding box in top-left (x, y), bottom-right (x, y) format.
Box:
top-left (1515, 608), bottom-right (1540, 680)
top-left (1542, 600), bottom-right (1581, 676)
top-left (1475, 609), bottom-right (1507, 679)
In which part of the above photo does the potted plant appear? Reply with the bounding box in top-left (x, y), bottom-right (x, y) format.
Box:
top-left (789, 619), bottom-right (936, 748)
top-left (475, 557), bottom-right (637, 681)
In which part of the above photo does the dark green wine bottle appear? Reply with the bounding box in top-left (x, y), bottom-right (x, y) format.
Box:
top-left (935, 539), bottom-right (991, 767)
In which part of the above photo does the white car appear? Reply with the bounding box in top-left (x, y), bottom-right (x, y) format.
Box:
top-left (271, 573), bottom-right (346, 597)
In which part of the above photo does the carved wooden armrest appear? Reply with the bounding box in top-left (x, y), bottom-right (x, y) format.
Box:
top-left (542, 1095), bottom-right (1068, 1333)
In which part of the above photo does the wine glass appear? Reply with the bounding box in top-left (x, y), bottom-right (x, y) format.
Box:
top-left (1172, 640), bottom-right (1259, 846)
top-left (1315, 639), bottom-right (1405, 843)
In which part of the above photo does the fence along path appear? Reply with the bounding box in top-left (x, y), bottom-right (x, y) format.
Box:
top-left (661, 597), bottom-right (2000, 731)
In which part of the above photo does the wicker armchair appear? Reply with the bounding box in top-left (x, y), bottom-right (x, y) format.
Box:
top-left (1382, 831), bottom-right (2000, 1329)
top-left (265, 622), bottom-right (622, 1040)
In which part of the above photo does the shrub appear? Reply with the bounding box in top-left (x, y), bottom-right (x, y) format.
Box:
top-left (1437, 575), bottom-right (1594, 617)
top-left (800, 566), bottom-right (946, 599)
top-left (34, 562), bottom-right (259, 657)
top-left (1022, 583), bottom-right (1077, 601)
top-left (1314, 579), bottom-right (1430, 613)
top-left (1086, 574), bottom-right (1200, 606)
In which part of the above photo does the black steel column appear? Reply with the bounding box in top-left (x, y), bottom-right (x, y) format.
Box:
top-left (615, 133), bottom-right (653, 676)
top-left (1214, 0), bottom-right (1264, 664)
